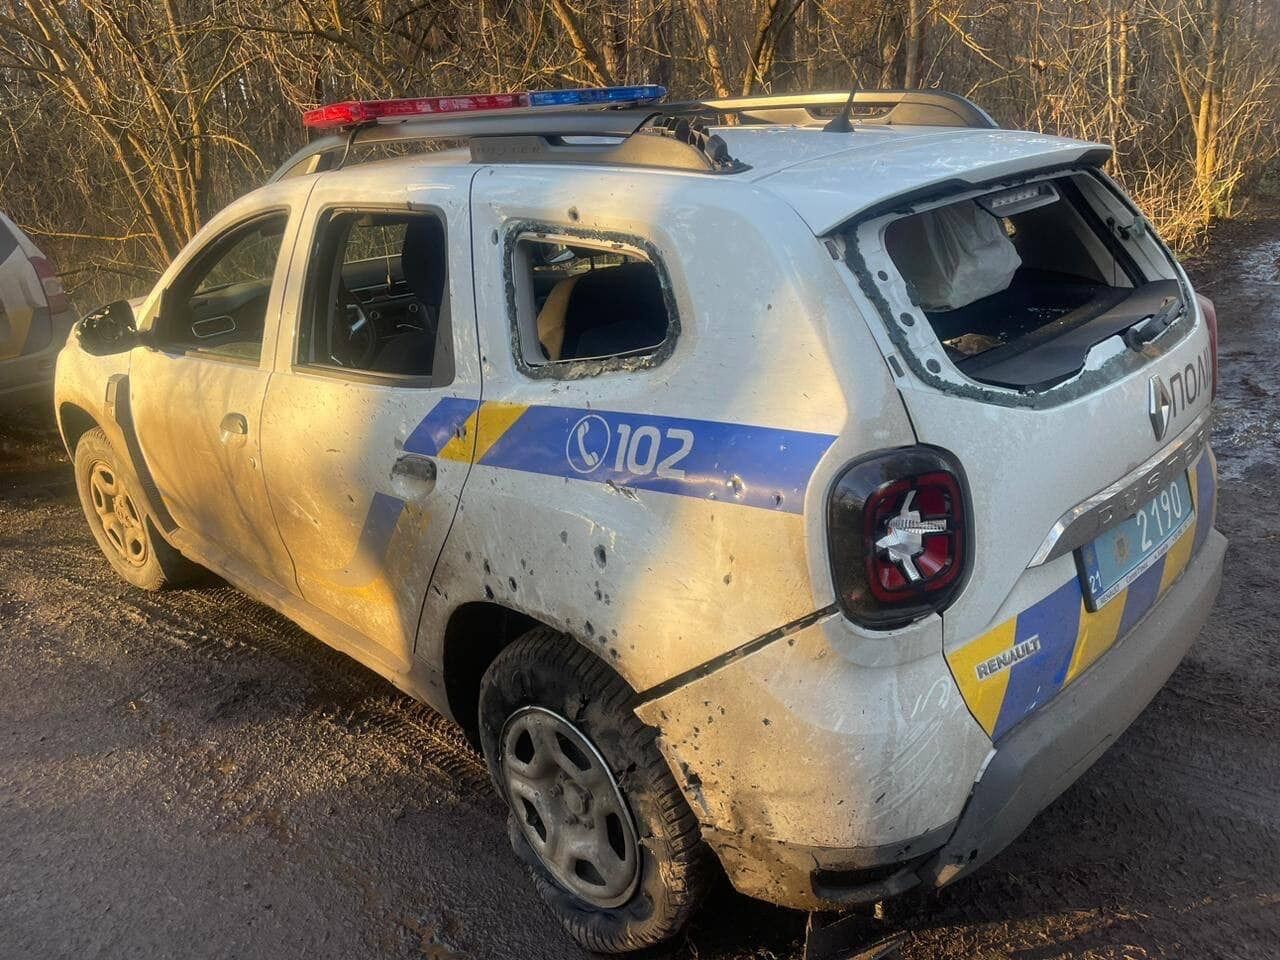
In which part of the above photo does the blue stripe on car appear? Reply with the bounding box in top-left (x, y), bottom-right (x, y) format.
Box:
top-left (992, 578), bottom-right (1083, 739)
top-left (475, 404), bottom-right (837, 514)
top-left (404, 396), bottom-right (479, 457)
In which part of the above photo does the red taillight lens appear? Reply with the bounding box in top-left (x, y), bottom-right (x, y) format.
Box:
top-left (829, 448), bottom-right (969, 629)
top-left (1196, 293), bottom-right (1218, 399)
top-left (29, 255), bottom-right (71, 314)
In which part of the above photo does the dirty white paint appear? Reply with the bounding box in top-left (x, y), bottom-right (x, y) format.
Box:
top-left (417, 163), bottom-right (915, 694)
top-left (52, 118), bottom-right (1221, 913)
top-left (634, 610), bottom-right (992, 907)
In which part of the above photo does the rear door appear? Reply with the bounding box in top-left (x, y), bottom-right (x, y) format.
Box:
top-left (842, 170), bottom-right (1216, 740)
top-left (259, 167), bottom-right (481, 672)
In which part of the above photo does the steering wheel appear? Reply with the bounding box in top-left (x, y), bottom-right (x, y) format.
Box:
top-left (330, 291), bottom-right (378, 368)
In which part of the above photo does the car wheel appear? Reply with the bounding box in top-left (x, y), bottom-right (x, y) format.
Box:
top-left (478, 627), bottom-right (712, 953)
top-left (73, 427), bottom-right (196, 590)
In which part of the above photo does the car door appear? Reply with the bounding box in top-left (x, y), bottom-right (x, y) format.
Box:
top-left (129, 193), bottom-right (303, 590)
top-left (259, 168), bottom-right (481, 671)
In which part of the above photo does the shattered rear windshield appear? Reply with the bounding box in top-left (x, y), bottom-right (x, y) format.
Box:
top-left (882, 173), bottom-right (1173, 391)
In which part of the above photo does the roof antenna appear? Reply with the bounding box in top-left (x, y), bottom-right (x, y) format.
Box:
top-left (823, 83), bottom-right (859, 133)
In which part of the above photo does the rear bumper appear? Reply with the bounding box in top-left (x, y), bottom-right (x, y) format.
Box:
top-left (918, 526), bottom-right (1226, 887)
top-left (640, 527), bottom-right (1225, 910)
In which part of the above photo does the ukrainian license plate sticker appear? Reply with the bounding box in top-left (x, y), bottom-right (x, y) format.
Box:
top-left (1078, 472), bottom-right (1194, 610)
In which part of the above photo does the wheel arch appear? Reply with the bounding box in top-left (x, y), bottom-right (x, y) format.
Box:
top-left (441, 600), bottom-right (543, 746)
top-left (440, 599), bottom-right (641, 747)
top-left (58, 400), bottom-right (100, 456)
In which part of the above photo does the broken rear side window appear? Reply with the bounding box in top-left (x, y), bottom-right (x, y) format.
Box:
top-left (883, 174), bottom-right (1175, 391)
top-left (511, 235), bottom-right (671, 372)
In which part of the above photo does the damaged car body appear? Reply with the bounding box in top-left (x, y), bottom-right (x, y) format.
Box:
top-left (54, 87), bottom-right (1226, 952)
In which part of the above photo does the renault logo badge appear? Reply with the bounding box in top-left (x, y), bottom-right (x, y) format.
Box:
top-left (1149, 375), bottom-right (1172, 441)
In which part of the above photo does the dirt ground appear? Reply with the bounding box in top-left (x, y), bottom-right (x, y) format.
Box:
top-left (2, 210), bottom-right (1279, 960)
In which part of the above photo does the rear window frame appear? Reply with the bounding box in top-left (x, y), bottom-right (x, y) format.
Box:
top-left (840, 166), bottom-right (1195, 410)
top-left (502, 221), bottom-right (681, 381)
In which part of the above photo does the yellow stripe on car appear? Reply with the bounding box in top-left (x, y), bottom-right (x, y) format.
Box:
top-left (1065, 589), bottom-right (1127, 685)
top-left (472, 402), bottom-right (529, 461)
top-left (947, 618), bottom-right (1017, 735)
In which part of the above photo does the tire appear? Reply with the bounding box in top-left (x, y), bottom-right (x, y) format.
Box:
top-left (73, 427), bottom-right (197, 590)
top-left (478, 627), bottom-right (712, 953)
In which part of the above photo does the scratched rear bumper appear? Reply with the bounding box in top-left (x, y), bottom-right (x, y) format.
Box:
top-left (635, 526), bottom-right (1225, 912)
top-left (919, 527), bottom-right (1225, 888)
top-left (633, 613), bottom-right (993, 911)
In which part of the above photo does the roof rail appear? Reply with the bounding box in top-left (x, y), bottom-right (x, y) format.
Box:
top-left (470, 115), bottom-right (745, 174)
top-left (662, 89), bottom-right (997, 130)
top-left (268, 88), bottom-right (995, 183)
top-left (268, 109), bottom-right (656, 182)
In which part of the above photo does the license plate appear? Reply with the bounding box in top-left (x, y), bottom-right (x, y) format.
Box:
top-left (1077, 473), bottom-right (1194, 610)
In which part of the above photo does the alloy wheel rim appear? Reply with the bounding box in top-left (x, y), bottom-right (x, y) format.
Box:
top-left (88, 460), bottom-right (148, 568)
top-left (500, 706), bottom-right (640, 908)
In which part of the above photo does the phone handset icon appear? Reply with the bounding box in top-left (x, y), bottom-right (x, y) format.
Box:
top-left (566, 414), bottom-right (611, 474)
top-left (576, 421), bottom-right (599, 468)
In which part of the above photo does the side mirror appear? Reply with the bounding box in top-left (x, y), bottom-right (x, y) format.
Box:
top-left (76, 300), bottom-right (142, 356)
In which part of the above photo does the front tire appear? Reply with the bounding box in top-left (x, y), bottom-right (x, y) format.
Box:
top-left (478, 628), bottom-right (712, 953)
top-left (73, 427), bottom-right (195, 590)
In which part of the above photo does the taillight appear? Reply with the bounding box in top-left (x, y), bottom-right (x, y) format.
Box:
top-left (827, 447), bottom-right (969, 629)
top-left (1196, 293), bottom-right (1218, 399)
top-left (29, 255), bottom-right (71, 315)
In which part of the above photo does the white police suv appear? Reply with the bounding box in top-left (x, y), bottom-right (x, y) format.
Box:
top-left (55, 86), bottom-right (1225, 952)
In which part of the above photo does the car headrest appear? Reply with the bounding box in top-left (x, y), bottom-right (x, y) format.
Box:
top-left (401, 217), bottom-right (447, 308)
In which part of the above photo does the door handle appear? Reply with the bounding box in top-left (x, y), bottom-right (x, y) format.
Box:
top-left (220, 412), bottom-right (249, 443)
top-left (391, 453), bottom-right (437, 490)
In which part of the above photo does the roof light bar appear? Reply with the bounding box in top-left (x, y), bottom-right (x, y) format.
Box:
top-left (302, 85), bottom-right (667, 131)
top-left (528, 85), bottom-right (665, 107)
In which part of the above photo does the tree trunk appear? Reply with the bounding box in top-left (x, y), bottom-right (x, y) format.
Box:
top-left (650, 0), bottom-right (673, 90)
top-left (1195, 0), bottom-right (1228, 218)
top-left (686, 0), bottom-right (730, 98)
top-left (903, 0), bottom-right (926, 89)
top-left (548, 0), bottom-right (615, 86)
top-left (879, 5), bottom-right (904, 88)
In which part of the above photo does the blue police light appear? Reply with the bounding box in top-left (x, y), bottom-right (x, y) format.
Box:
top-left (528, 85), bottom-right (667, 108)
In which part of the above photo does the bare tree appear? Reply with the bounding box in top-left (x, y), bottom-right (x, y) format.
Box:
top-left (1, 0), bottom-right (1276, 307)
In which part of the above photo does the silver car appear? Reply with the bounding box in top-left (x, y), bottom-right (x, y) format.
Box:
top-left (0, 211), bottom-right (75, 410)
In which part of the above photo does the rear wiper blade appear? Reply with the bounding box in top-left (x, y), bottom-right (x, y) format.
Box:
top-left (1123, 294), bottom-right (1183, 351)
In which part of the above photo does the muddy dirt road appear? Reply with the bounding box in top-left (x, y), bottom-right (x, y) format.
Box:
top-left (3, 212), bottom-right (1280, 960)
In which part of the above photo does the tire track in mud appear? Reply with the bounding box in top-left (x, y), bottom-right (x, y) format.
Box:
top-left (0, 459), bottom-right (495, 812)
top-left (0, 453), bottom-right (533, 960)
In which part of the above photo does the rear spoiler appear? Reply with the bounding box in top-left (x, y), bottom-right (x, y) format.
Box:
top-left (778, 141), bottom-right (1113, 236)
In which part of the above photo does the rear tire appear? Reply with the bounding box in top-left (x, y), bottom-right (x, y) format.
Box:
top-left (73, 427), bottom-right (196, 590)
top-left (478, 628), bottom-right (712, 953)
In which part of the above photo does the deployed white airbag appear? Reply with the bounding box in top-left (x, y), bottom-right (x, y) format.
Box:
top-left (890, 200), bottom-right (1021, 311)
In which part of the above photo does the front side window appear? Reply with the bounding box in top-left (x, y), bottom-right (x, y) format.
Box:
top-left (158, 213), bottom-right (288, 362)
top-left (299, 210), bottom-right (452, 384)
top-left (510, 233), bottom-right (674, 374)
